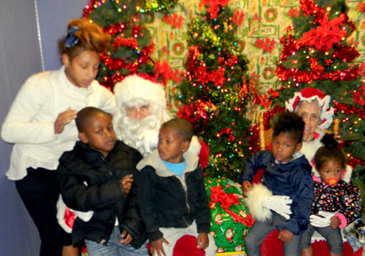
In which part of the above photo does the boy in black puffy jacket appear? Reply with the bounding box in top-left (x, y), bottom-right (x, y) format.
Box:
top-left (137, 118), bottom-right (217, 256)
top-left (57, 107), bottom-right (148, 256)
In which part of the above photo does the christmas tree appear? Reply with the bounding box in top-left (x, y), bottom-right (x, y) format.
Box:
top-left (175, 0), bottom-right (260, 180)
top-left (82, 0), bottom-right (178, 90)
top-left (264, 0), bottom-right (365, 220)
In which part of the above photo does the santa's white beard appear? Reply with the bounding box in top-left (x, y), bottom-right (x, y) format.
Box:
top-left (116, 114), bottom-right (160, 154)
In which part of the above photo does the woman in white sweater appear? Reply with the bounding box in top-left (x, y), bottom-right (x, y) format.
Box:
top-left (1, 19), bottom-right (115, 256)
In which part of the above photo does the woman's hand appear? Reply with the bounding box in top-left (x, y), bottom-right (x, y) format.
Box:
top-left (54, 107), bottom-right (77, 134)
top-left (197, 233), bottom-right (209, 250)
top-left (150, 238), bottom-right (170, 256)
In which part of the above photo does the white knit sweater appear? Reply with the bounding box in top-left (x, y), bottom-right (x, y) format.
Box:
top-left (1, 66), bottom-right (116, 180)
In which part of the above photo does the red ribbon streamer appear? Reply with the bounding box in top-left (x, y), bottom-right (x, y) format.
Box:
top-left (210, 185), bottom-right (254, 227)
top-left (64, 207), bottom-right (75, 229)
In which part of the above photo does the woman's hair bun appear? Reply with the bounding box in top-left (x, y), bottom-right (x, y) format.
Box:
top-left (320, 133), bottom-right (338, 149)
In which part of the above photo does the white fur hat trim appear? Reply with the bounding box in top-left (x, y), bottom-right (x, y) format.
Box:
top-left (285, 88), bottom-right (334, 129)
top-left (114, 74), bottom-right (167, 109)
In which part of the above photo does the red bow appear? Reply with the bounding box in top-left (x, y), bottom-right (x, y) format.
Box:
top-left (210, 186), bottom-right (254, 227)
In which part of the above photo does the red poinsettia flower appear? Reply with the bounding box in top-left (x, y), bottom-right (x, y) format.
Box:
top-left (297, 14), bottom-right (347, 51)
top-left (176, 104), bottom-right (198, 124)
top-left (216, 0), bottom-right (230, 7)
top-left (199, 0), bottom-right (211, 7)
top-left (227, 56), bottom-right (238, 67)
top-left (268, 88), bottom-right (280, 98)
top-left (196, 66), bottom-right (213, 85)
top-left (218, 57), bottom-right (225, 65)
top-left (288, 8), bottom-right (299, 17)
top-left (207, 4), bottom-right (220, 19)
top-left (254, 38), bottom-right (276, 53)
top-left (170, 69), bottom-right (185, 84)
top-left (163, 14), bottom-right (184, 29)
top-left (251, 13), bottom-right (262, 22)
top-left (233, 10), bottom-right (245, 25)
top-left (154, 60), bottom-right (174, 85)
top-left (357, 2), bottom-right (365, 14)
top-left (211, 67), bottom-right (226, 87)
top-left (259, 94), bottom-right (273, 109)
top-left (352, 86), bottom-right (365, 106)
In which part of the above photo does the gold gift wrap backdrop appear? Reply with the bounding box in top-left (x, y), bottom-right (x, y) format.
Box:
top-left (145, 0), bottom-right (364, 116)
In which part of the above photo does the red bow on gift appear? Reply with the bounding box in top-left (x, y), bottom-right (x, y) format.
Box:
top-left (210, 185), bottom-right (254, 227)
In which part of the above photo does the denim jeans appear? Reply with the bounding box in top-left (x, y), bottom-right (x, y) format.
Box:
top-left (300, 224), bottom-right (343, 254)
top-left (245, 213), bottom-right (302, 256)
top-left (85, 226), bottom-right (149, 256)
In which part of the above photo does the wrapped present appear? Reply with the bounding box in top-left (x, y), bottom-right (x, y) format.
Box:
top-left (205, 177), bottom-right (254, 254)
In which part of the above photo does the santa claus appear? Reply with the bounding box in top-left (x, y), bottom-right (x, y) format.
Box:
top-left (113, 74), bottom-right (211, 256)
top-left (113, 74), bottom-right (171, 156)
top-left (113, 74), bottom-right (209, 168)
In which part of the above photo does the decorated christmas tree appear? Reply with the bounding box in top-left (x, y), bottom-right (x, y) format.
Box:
top-left (82, 0), bottom-right (178, 90)
top-left (171, 2), bottom-right (255, 254)
top-left (263, 0), bottom-right (365, 220)
top-left (175, 0), bottom-right (260, 181)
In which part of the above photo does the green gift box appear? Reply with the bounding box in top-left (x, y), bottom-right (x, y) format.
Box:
top-left (205, 177), bottom-right (253, 254)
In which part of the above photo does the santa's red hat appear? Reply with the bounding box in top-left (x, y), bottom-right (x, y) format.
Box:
top-left (285, 87), bottom-right (334, 129)
top-left (114, 74), bottom-right (167, 109)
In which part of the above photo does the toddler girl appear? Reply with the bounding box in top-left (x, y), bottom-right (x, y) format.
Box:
top-left (300, 134), bottom-right (361, 256)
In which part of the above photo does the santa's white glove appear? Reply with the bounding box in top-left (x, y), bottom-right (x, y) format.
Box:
top-left (263, 196), bottom-right (293, 219)
top-left (136, 129), bottom-right (159, 154)
top-left (310, 211), bottom-right (336, 227)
